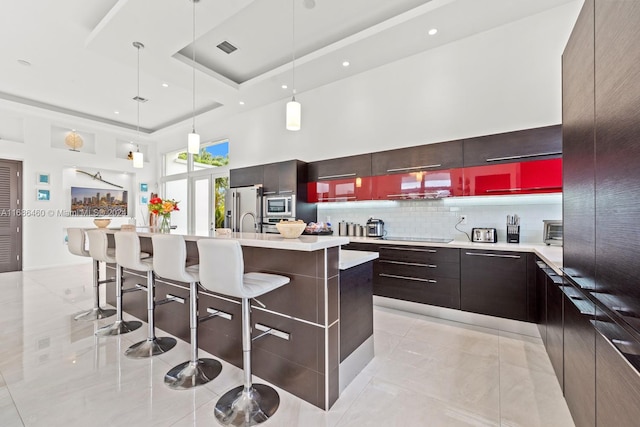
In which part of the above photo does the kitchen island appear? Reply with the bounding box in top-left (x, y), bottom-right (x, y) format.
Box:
top-left (105, 231), bottom-right (377, 410)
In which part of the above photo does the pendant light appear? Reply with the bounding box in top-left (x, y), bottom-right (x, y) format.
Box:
top-left (187, 0), bottom-right (200, 154)
top-left (133, 41), bottom-right (144, 169)
top-left (286, 0), bottom-right (301, 131)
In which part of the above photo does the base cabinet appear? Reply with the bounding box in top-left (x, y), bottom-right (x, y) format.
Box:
top-left (460, 250), bottom-right (531, 321)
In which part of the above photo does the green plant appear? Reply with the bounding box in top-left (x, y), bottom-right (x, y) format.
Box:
top-left (177, 150), bottom-right (229, 166)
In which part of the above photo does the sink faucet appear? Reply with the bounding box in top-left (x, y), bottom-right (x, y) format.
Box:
top-left (239, 212), bottom-right (257, 232)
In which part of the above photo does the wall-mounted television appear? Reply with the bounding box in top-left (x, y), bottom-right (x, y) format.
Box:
top-left (70, 186), bottom-right (128, 216)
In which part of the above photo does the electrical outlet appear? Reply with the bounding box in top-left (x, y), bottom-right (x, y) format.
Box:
top-left (460, 215), bottom-right (468, 225)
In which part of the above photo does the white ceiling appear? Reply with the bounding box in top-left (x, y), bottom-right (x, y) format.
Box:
top-left (0, 0), bottom-right (576, 135)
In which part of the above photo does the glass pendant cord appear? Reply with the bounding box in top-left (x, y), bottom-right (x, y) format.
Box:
top-left (136, 42), bottom-right (142, 138)
top-left (291, 0), bottom-right (296, 101)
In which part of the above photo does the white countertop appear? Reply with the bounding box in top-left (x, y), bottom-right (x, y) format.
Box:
top-left (130, 229), bottom-right (349, 252)
top-left (339, 250), bottom-right (379, 270)
top-left (347, 237), bottom-right (563, 275)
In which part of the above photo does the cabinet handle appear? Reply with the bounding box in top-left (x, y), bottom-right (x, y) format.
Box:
top-left (317, 173), bottom-right (357, 180)
top-left (485, 151), bottom-right (562, 162)
top-left (379, 273), bottom-right (437, 283)
top-left (263, 191), bottom-right (277, 195)
top-left (279, 190), bottom-right (294, 194)
top-left (485, 186), bottom-right (562, 193)
top-left (387, 164), bottom-right (441, 173)
top-left (318, 196), bottom-right (356, 201)
top-left (380, 260), bottom-right (437, 268)
top-left (386, 192), bottom-right (441, 198)
top-left (254, 323), bottom-right (290, 341)
top-left (386, 247), bottom-right (437, 253)
top-left (465, 252), bottom-right (521, 259)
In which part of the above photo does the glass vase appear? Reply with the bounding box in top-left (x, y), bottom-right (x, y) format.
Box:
top-left (159, 214), bottom-right (171, 233)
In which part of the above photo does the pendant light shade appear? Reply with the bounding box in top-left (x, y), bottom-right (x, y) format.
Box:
top-left (286, 97), bottom-right (301, 131)
top-left (286, 0), bottom-right (301, 131)
top-left (188, 131), bottom-right (200, 154)
top-left (132, 148), bottom-right (144, 168)
top-left (133, 41), bottom-right (144, 169)
top-left (187, 0), bottom-right (200, 154)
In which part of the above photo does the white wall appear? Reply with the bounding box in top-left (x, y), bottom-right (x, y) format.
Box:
top-left (156, 1), bottom-right (582, 166)
top-left (0, 104), bottom-right (157, 270)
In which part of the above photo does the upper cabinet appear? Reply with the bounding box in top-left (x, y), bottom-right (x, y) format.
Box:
top-left (230, 165), bottom-right (264, 188)
top-left (308, 154), bottom-right (371, 181)
top-left (463, 125), bottom-right (562, 167)
top-left (307, 154), bottom-right (373, 202)
top-left (263, 160), bottom-right (300, 195)
top-left (371, 140), bottom-right (463, 175)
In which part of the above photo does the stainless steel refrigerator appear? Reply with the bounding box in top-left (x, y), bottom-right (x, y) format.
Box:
top-left (224, 185), bottom-right (263, 233)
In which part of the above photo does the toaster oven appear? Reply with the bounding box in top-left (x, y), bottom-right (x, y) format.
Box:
top-left (543, 220), bottom-right (563, 246)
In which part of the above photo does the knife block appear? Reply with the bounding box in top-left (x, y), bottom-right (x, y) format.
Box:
top-left (507, 225), bottom-right (520, 243)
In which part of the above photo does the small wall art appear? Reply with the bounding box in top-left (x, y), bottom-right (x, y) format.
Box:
top-left (37, 188), bottom-right (50, 201)
top-left (140, 183), bottom-right (148, 192)
top-left (37, 173), bottom-right (50, 185)
top-left (140, 196), bottom-right (148, 205)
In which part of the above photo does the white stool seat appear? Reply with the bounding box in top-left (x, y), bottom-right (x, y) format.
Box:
top-left (243, 273), bottom-right (290, 299)
top-left (114, 231), bottom-right (177, 356)
top-left (69, 228), bottom-right (116, 322)
top-left (87, 229), bottom-right (116, 264)
top-left (151, 234), bottom-right (221, 389)
top-left (196, 238), bottom-right (290, 426)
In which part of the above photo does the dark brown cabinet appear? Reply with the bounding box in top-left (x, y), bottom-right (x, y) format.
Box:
top-left (562, 285), bottom-right (595, 427)
top-left (562, 0), bottom-right (596, 292)
top-left (230, 165), bottom-right (264, 188)
top-left (462, 125), bottom-right (562, 167)
top-left (594, 313), bottom-right (640, 427)
top-left (460, 250), bottom-right (531, 321)
top-left (262, 160), bottom-right (300, 195)
top-left (545, 273), bottom-right (564, 390)
top-left (371, 139), bottom-right (463, 175)
top-left (308, 154), bottom-right (371, 181)
top-left (374, 245), bottom-right (460, 310)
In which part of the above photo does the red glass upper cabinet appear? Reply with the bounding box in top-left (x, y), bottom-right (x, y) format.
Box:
top-left (462, 158), bottom-right (562, 196)
top-left (372, 168), bottom-right (464, 200)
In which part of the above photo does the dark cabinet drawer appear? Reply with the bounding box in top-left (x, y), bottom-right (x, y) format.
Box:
top-left (460, 250), bottom-right (529, 321)
top-left (374, 266), bottom-right (460, 309)
top-left (377, 260), bottom-right (459, 280)
top-left (379, 245), bottom-right (459, 265)
top-left (545, 278), bottom-right (564, 389)
top-left (462, 124), bottom-right (562, 167)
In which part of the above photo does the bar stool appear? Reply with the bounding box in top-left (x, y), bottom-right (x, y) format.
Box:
top-left (68, 228), bottom-right (116, 321)
top-left (197, 238), bottom-right (290, 426)
top-left (116, 231), bottom-right (177, 357)
top-left (151, 234), bottom-right (222, 389)
top-left (86, 229), bottom-right (143, 336)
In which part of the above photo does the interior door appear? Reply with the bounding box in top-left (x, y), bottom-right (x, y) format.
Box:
top-left (0, 159), bottom-right (22, 272)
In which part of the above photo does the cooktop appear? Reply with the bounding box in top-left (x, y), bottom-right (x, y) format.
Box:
top-left (380, 236), bottom-right (453, 243)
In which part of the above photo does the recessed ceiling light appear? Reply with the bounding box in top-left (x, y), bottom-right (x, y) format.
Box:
top-left (17, 59), bottom-right (31, 66)
top-left (114, 111), bottom-right (120, 115)
top-left (342, 61), bottom-right (350, 67)
top-left (161, 83), bottom-right (169, 88)
top-left (428, 28), bottom-right (438, 36)
top-left (281, 84), bottom-right (288, 89)
top-left (239, 101), bottom-right (245, 105)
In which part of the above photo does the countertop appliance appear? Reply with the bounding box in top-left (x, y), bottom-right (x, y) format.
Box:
top-left (471, 228), bottom-right (497, 243)
top-left (543, 220), bottom-right (563, 246)
top-left (225, 185), bottom-right (263, 233)
top-left (366, 218), bottom-right (385, 238)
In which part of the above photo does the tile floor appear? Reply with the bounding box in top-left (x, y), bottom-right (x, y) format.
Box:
top-left (0, 264), bottom-right (575, 426)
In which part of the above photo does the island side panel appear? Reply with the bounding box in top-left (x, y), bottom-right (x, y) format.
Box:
top-left (339, 260), bottom-right (374, 362)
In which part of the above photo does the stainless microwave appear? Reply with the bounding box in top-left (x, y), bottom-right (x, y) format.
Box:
top-left (263, 195), bottom-right (296, 218)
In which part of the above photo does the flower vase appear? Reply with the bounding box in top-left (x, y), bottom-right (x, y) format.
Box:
top-left (159, 214), bottom-right (171, 233)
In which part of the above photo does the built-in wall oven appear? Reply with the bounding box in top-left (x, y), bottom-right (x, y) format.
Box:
top-left (263, 195), bottom-right (296, 218)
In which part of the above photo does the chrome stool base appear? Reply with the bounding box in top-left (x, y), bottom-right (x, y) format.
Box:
top-left (164, 359), bottom-right (222, 390)
top-left (95, 320), bottom-right (142, 337)
top-left (214, 384), bottom-right (280, 426)
top-left (125, 337), bottom-right (177, 358)
top-left (74, 307), bottom-right (116, 321)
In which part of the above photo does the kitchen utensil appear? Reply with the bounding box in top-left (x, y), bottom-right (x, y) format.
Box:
top-left (471, 228), bottom-right (497, 243)
top-left (366, 218), bottom-right (385, 238)
top-left (338, 221), bottom-right (348, 236)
